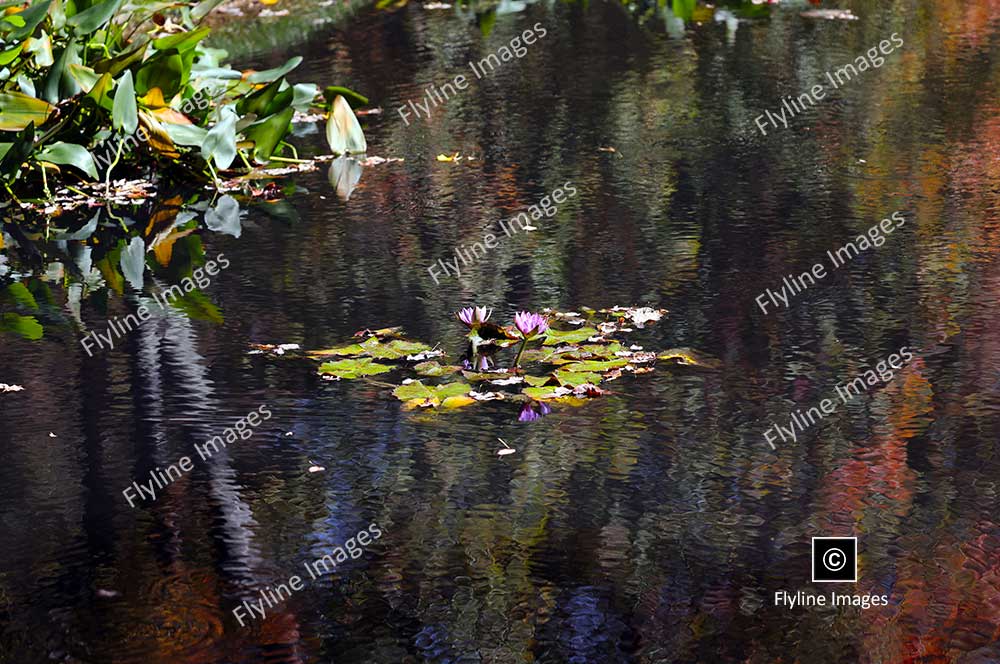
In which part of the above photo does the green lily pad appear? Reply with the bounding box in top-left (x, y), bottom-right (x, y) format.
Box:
top-left (310, 337), bottom-right (432, 360)
top-left (560, 359), bottom-right (629, 372)
top-left (522, 374), bottom-right (553, 387)
top-left (553, 370), bottom-right (603, 386)
top-left (461, 370), bottom-right (515, 382)
top-left (543, 327), bottom-right (600, 346)
top-left (318, 357), bottom-right (393, 379)
top-left (393, 380), bottom-right (472, 408)
top-left (413, 361), bottom-right (461, 377)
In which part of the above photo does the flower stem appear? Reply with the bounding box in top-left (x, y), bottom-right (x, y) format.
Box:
top-left (513, 337), bottom-right (528, 368)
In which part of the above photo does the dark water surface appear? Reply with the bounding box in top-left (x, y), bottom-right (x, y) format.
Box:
top-left (4, 1), bottom-right (1000, 662)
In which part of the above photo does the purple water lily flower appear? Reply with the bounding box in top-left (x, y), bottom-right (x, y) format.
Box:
top-left (518, 401), bottom-right (552, 422)
top-left (513, 311), bottom-right (549, 339)
top-left (456, 306), bottom-right (492, 329)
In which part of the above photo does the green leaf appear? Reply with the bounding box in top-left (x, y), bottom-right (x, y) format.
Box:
top-left (0, 92), bottom-right (54, 130)
top-left (318, 357), bottom-right (393, 379)
top-left (326, 94), bottom-right (366, 155)
top-left (2, 283), bottom-right (39, 309)
top-left (6, 0), bottom-right (51, 41)
top-left (0, 43), bottom-right (22, 66)
top-left (291, 83), bottom-right (319, 112)
top-left (66, 63), bottom-right (99, 92)
top-left (36, 141), bottom-right (98, 179)
top-left (322, 85), bottom-right (368, 108)
top-left (120, 236), bottom-right (145, 289)
top-left (413, 361), bottom-right (461, 377)
top-left (553, 369), bottom-right (603, 386)
top-left (559, 359), bottom-right (628, 372)
top-left (153, 27), bottom-right (209, 53)
top-left (92, 40), bottom-right (147, 77)
top-left (160, 121), bottom-right (208, 146)
top-left (392, 380), bottom-right (471, 404)
top-left (68, 0), bottom-right (123, 35)
top-left (244, 106), bottom-right (293, 162)
top-left (191, 0), bottom-right (226, 21)
top-left (201, 105), bottom-right (237, 169)
top-left (542, 327), bottom-right (600, 346)
top-left (0, 122), bottom-right (34, 176)
top-left (0, 313), bottom-right (43, 340)
top-left (246, 56), bottom-right (301, 84)
top-left (112, 70), bottom-right (138, 134)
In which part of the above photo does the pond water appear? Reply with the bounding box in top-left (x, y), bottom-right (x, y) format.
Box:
top-left (3, 1), bottom-right (1000, 662)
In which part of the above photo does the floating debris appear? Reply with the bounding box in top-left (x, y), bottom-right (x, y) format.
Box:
top-left (0, 384), bottom-right (24, 393)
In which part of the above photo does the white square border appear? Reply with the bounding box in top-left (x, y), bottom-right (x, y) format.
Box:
top-left (811, 536), bottom-right (858, 583)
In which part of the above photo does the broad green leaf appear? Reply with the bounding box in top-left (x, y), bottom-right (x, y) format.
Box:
top-left (160, 121), bottom-right (208, 146)
top-left (0, 43), bottom-right (22, 66)
top-left (326, 94), bottom-right (366, 155)
top-left (92, 40), bottom-right (147, 77)
top-left (134, 51), bottom-right (186, 97)
top-left (86, 72), bottom-right (114, 110)
top-left (112, 70), bottom-right (138, 134)
top-left (202, 105), bottom-right (237, 169)
top-left (542, 327), bottom-right (600, 346)
top-left (36, 141), bottom-right (98, 179)
top-left (322, 85), bottom-right (368, 108)
top-left (166, 288), bottom-right (223, 323)
top-left (2, 283), bottom-right (38, 309)
top-left (392, 380), bottom-right (471, 404)
top-left (42, 41), bottom-right (81, 103)
top-left (153, 27), bottom-right (209, 53)
top-left (318, 357), bottom-right (392, 379)
top-left (559, 359), bottom-right (628, 372)
top-left (191, 0), bottom-right (226, 21)
top-left (553, 369), bottom-right (603, 386)
top-left (244, 106), bottom-right (293, 162)
top-left (246, 56), bottom-right (301, 84)
top-left (0, 313), bottom-right (43, 339)
top-left (0, 92), bottom-right (53, 130)
top-left (291, 83), bottom-right (319, 112)
top-left (6, 0), bottom-right (51, 41)
top-left (120, 236), bottom-right (145, 289)
top-left (68, 0), bottom-right (123, 34)
top-left (413, 361), bottom-right (461, 377)
top-left (308, 337), bottom-right (431, 360)
top-left (66, 63), bottom-right (99, 92)
top-left (0, 123), bottom-right (34, 176)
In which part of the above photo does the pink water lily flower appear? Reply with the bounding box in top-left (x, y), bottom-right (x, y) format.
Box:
top-left (513, 311), bottom-right (549, 339)
top-left (456, 306), bottom-right (492, 329)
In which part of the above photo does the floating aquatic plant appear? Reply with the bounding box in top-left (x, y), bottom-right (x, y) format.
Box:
top-left (251, 306), bottom-right (717, 417)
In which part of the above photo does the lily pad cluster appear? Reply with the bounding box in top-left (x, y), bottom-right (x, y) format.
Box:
top-left (256, 306), bottom-right (719, 416)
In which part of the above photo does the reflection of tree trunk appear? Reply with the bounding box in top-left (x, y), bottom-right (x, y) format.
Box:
top-left (136, 295), bottom-right (305, 660)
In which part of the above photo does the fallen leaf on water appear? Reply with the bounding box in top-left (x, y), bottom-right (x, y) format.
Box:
top-left (598, 146), bottom-right (617, 152)
top-left (308, 465), bottom-right (325, 473)
top-left (437, 152), bottom-right (461, 162)
top-left (0, 383), bottom-right (24, 392)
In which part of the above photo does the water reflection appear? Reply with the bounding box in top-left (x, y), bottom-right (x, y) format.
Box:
top-left (4, 0), bottom-right (1000, 662)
